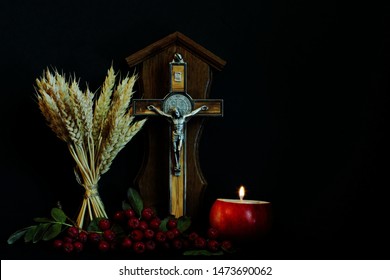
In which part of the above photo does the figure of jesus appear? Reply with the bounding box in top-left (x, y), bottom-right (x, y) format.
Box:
top-left (147, 104), bottom-right (209, 176)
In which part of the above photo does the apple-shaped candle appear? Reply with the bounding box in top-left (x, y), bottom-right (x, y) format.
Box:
top-left (209, 186), bottom-right (271, 242)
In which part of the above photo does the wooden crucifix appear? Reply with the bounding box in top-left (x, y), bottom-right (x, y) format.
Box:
top-left (126, 32), bottom-right (226, 219)
top-left (132, 53), bottom-right (222, 217)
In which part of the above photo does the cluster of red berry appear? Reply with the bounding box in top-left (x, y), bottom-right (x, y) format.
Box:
top-left (52, 207), bottom-right (233, 255)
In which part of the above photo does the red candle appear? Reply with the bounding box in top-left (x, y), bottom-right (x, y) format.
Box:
top-left (209, 186), bottom-right (272, 241)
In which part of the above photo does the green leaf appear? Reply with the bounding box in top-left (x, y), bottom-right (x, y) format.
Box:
top-left (7, 227), bottom-right (33, 245)
top-left (122, 200), bottom-right (132, 211)
top-left (33, 223), bottom-right (50, 243)
top-left (127, 188), bottom-right (143, 217)
top-left (159, 215), bottom-right (174, 232)
top-left (24, 225), bottom-right (38, 242)
top-left (177, 216), bottom-right (191, 233)
top-left (111, 223), bottom-right (126, 238)
top-left (43, 223), bottom-right (62, 241)
top-left (51, 208), bottom-right (66, 223)
top-left (33, 217), bottom-right (52, 223)
top-left (183, 249), bottom-right (224, 256)
top-left (87, 218), bottom-right (104, 232)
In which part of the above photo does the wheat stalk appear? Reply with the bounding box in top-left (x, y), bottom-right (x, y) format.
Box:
top-left (35, 66), bottom-right (147, 229)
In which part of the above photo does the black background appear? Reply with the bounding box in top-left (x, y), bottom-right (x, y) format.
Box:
top-left (1, 0), bottom-right (389, 260)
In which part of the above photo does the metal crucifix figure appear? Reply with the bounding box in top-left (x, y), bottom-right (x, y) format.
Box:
top-left (147, 104), bottom-right (208, 176)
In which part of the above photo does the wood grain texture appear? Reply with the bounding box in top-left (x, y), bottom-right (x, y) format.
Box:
top-left (126, 32), bottom-right (225, 220)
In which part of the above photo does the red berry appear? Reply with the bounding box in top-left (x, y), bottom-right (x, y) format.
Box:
top-left (103, 229), bottom-right (116, 242)
top-left (88, 232), bottom-right (101, 243)
top-left (53, 239), bottom-right (63, 249)
top-left (171, 228), bottom-right (180, 238)
top-left (144, 229), bottom-right (155, 240)
top-left (127, 217), bottom-right (140, 229)
top-left (149, 217), bottom-right (161, 230)
top-left (172, 239), bottom-right (183, 250)
top-left (130, 229), bottom-right (144, 241)
top-left (141, 207), bottom-right (155, 221)
top-left (167, 218), bottom-right (177, 229)
top-left (73, 241), bottom-right (84, 252)
top-left (98, 219), bottom-right (111, 231)
top-left (63, 242), bottom-right (74, 253)
top-left (207, 227), bottom-right (219, 240)
top-left (98, 240), bottom-right (110, 252)
top-left (207, 239), bottom-right (220, 252)
top-left (133, 241), bottom-right (145, 254)
top-left (194, 237), bottom-right (206, 249)
top-left (166, 230), bottom-right (175, 240)
top-left (155, 231), bottom-right (166, 243)
top-left (124, 209), bottom-right (136, 219)
top-left (67, 226), bottom-right (79, 238)
top-left (63, 236), bottom-right (74, 244)
top-left (121, 237), bottom-right (132, 249)
top-left (113, 210), bottom-right (125, 222)
top-left (188, 232), bottom-right (198, 241)
top-left (138, 221), bottom-right (149, 231)
top-left (145, 240), bottom-right (156, 251)
top-left (221, 240), bottom-right (233, 250)
top-left (78, 231), bottom-right (88, 243)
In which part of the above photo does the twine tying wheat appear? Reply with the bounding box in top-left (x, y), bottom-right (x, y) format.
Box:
top-left (35, 66), bottom-right (147, 229)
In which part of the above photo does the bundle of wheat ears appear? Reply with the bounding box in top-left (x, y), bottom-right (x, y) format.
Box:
top-left (35, 66), bottom-right (147, 229)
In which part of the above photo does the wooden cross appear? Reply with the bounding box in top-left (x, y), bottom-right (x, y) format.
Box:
top-left (133, 53), bottom-right (223, 217)
top-left (126, 32), bottom-right (226, 220)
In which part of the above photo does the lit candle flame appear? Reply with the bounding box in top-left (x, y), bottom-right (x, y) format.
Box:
top-left (239, 186), bottom-right (245, 201)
